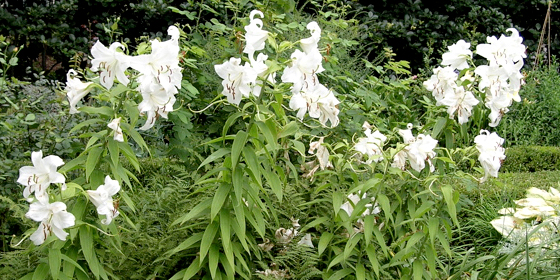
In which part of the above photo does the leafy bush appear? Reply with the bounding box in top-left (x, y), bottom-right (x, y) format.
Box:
top-left (502, 145), bottom-right (560, 172)
top-left (346, 0), bottom-right (559, 72)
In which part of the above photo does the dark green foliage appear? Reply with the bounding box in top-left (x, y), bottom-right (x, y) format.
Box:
top-left (502, 145), bottom-right (560, 172)
top-left (346, 0), bottom-right (559, 72)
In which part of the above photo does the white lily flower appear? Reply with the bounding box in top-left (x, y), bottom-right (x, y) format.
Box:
top-left (130, 26), bottom-right (182, 93)
top-left (65, 69), bottom-right (93, 114)
top-left (300, 21), bottom-right (321, 54)
top-left (308, 137), bottom-right (332, 170)
top-left (87, 175), bottom-right (120, 225)
top-left (407, 134), bottom-right (438, 173)
top-left (26, 199), bottom-right (75, 245)
top-left (90, 41), bottom-right (131, 89)
top-left (243, 10), bottom-right (269, 59)
top-left (392, 124), bottom-right (438, 173)
top-left (354, 127), bottom-right (387, 163)
top-left (137, 82), bottom-right (176, 130)
top-left (475, 130), bottom-right (506, 182)
top-left (439, 86), bottom-right (479, 124)
top-left (289, 83), bottom-right (339, 127)
top-left (281, 49), bottom-right (324, 94)
top-left (476, 28), bottom-right (526, 67)
top-left (107, 117), bottom-right (124, 142)
top-left (423, 66), bottom-right (458, 105)
top-left (17, 150), bottom-right (65, 202)
top-left (214, 57), bottom-right (258, 105)
top-left (441, 39), bottom-right (472, 70)
top-left (297, 233), bottom-right (314, 248)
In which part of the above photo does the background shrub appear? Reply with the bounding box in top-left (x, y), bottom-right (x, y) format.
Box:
top-left (502, 145), bottom-right (560, 172)
top-left (346, 0), bottom-right (559, 73)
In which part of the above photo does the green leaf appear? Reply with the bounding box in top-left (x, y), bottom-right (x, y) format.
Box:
top-left (69, 118), bottom-right (104, 135)
top-left (256, 121), bottom-right (277, 150)
top-left (220, 210), bottom-right (234, 271)
top-left (211, 183), bottom-right (231, 220)
top-left (121, 123), bottom-right (149, 152)
top-left (118, 142), bottom-right (140, 172)
top-left (231, 130), bottom-right (248, 168)
top-left (356, 262), bottom-right (365, 280)
top-left (277, 121), bottom-right (299, 138)
top-left (363, 214), bottom-right (375, 245)
top-left (405, 231), bottom-right (424, 253)
top-left (198, 148), bottom-right (231, 170)
top-left (343, 233), bottom-right (361, 260)
top-left (107, 138), bottom-right (119, 168)
top-left (78, 106), bottom-right (114, 117)
top-left (431, 117), bottom-right (447, 139)
top-left (366, 244), bottom-right (380, 277)
top-left (58, 154), bottom-right (86, 173)
top-left (428, 217), bottom-right (439, 246)
top-left (172, 198), bottom-right (212, 226)
top-left (441, 185), bottom-right (459, 226)
top-left (318, 232), bottom-right (333, 256)
top-left (327, 268), bottom-right (353, 280)
top-left (61, 251), bottom-right (88, 277)
top-left (169, 257), bottom-right (201, 280)
top-left (124, 100), bottom-right (139, 125)
top-left (327, 253), bottom-right (345, 271)
top-left (86, 145), bottom-right (103, 181)
top-left (332, 192), bottom-right (344, 217)
top-left (157, 233), bottom-right (204, 261)
top-left (48, 248), bottom-right (62, 280)
top-left (8, 57), bottom-right (18, 66)
top-left (377, 194), bottom-right (392, 222)
top-left (413, 259), bottom-right (423, 280)
top-left (32, 263), bottom-right (49, 280)
top-left (80, 226), bottom-right (102, 279)
top-left (242, 146), bottom-right (261, 186)
top-left (209, 244), bottom-right (220, 279)
top-left (222, 112), bottom-right (244, 139)
top-left (200, 221), bottom-right (219, 264)
top-left (262, 165), bottom-right (283, 201)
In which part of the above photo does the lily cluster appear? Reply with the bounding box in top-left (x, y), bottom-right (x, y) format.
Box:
top-left (17, 151), bottom-right (121, 245)
top-left (474, 130), bottom-right (506, 182)
top-left (424, 28), bottom-right (526, 127)
top-left (283, 21), bottom-right (340, 128)
top-left (491, 187), bottom-right (560, 256)
top-left (65, 25), bottom-right (182, 133)
top-left (214, 10), bottom-right (273, 105)
top-left (215, 10), bottom-right (340, 128)
top-left (392, 123), bottom-right (438, 173)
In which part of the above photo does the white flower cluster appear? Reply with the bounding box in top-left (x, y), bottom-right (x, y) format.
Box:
top-left (283, 22), bottom-right (340, 128)
top-left (214, 10), bottom-right (273, 105)
top-left (65, 26), bottom-right (183, 133)
top-left (215, 10), bottom-right (340, 128)
top-left (424, 28), bottom-right (526, 127)
top-left (17, 151), bottom-right (120, 245)
top-left (491, 187), bottom-right (560, 251)
top-left (392, 124), bottom-right (438, 173)
top-left (474, 130), bottom-right (506, 182)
